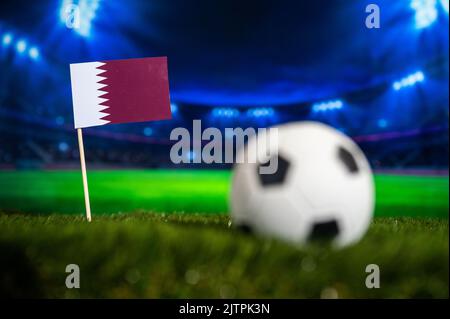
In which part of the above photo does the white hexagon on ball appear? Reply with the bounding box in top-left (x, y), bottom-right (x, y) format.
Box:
top-left (230, 121), bottom-right (375, 248)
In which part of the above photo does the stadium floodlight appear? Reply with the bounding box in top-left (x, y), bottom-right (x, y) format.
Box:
top-left (60, 0), bottom-right (100, 37)
top-left (143, 127), bottom-right (153, 136)
top-left (440, 0), bottom-right (449, 13)
top-left (187, 150), bottom-right (197, 161)
top-left (2, 33), bottom-right (40, 60)
top-left (60, 0), bottom-right (72, 23)
top-left (170, 103), bottom-right (178, 114)
top-left (212, 108), bottom-right (240, 118)
top-left (28, 47), bottom-right (40, 60)
top-left (411, 0), bottom-right (438, 29)
top-left (377, 119), bottom-right (388, 128)
top-left (312, 99), bottom-right (343, 113)
top-left (16, 40), bottom-right (27, 54)
top-left (58, 142), bottom-right (69, 152)
top-left (247, 107), bottom-right (275, 118)
top-left (2, 33), bottom-right (13, 46)
top-left (392, 71), bottom-right (425, 91)
top-left (55, 116), bottom-right (65, 125)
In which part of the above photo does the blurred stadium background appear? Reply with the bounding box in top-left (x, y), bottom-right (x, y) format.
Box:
top-left (0, 0), bottom-right (448, 171)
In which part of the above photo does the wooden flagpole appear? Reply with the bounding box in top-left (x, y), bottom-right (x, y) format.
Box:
top-left (77, 128), bottom-right (92, 222)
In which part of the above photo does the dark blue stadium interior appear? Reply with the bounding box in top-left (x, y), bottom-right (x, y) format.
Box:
top-left (0, 0), bottom-right (448, 169)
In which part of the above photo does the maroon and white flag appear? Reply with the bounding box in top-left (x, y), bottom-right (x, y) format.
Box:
top-left (70, 57), bottom-right (172, 129)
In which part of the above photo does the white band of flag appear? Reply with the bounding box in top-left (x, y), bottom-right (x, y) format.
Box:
top-left (70, 62), bottom-right (110, 129)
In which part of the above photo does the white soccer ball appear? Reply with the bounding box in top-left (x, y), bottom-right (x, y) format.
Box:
top-left (230, 121), bottom-right (375, 247)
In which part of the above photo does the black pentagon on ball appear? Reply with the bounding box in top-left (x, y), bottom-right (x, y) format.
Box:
top-left (308, 219), bottom-right (339, 242)
top-left (236, 223), bottom-right (253, 234)
top-left (257, 153), bottom-right (290, 186)
top-left (338, 146), bottom-right (359, 173)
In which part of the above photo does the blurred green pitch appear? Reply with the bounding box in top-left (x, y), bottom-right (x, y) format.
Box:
top-left (0, 169), bottom-right (448, 217)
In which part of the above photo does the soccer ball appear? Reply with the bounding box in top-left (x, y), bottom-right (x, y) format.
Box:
top-left (230, 121), bottom-right (375, 247)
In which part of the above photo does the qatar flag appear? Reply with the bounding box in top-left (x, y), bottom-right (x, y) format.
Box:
top-left (70, 57), bottom-right (172, 129)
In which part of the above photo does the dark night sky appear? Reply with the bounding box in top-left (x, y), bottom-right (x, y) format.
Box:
top-left (0, 0), bottom-right (447, 106)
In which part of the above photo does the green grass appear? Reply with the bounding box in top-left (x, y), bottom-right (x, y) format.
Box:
top-left (0, 170), bottom-right (448, 217)
top-left (0, 170), bottom-right (447, 298)
top-left (0, 213), bottom-right (447, 298)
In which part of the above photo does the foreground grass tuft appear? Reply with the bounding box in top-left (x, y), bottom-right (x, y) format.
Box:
top-left (0, 212), bottom-right (447, 298)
